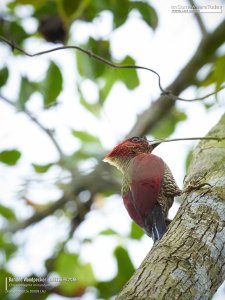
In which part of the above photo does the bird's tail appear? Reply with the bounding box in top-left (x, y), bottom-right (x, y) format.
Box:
top-left (144, 203), bottom-right (167, 242)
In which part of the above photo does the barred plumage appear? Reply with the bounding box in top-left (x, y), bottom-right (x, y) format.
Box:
top-left (104, 136), bottom-right (181, 242)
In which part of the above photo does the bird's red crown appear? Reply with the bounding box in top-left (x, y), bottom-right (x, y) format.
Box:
top-left (103, 136), bottom-right (153, 165)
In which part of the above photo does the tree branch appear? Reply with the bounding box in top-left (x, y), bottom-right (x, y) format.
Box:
top-left (187, 0), bottom-right (208, 36)
top-left (128, 18), bottom-right (225, 137)
top-left (117, 113), bottom-right (225, 299)
top-left (5, 163), bottom-right (120, 232)
top-left (8, 194), bottom-right (91, 233)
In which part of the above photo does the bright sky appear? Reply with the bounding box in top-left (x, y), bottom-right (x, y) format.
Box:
top-left (0, 0), bottom-right (225, 299)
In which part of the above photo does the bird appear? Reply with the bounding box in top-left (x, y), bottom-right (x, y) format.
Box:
top-left (103, 136), bottom-right (181, 242)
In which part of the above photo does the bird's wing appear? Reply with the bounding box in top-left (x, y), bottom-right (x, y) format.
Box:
top-left (128, 153), bottom-right (164, 218)
top-left (122, 192), bottom-right (144, 228)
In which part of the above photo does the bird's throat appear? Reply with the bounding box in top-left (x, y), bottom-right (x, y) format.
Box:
top-left (105, 155), bottom-right (133, 174)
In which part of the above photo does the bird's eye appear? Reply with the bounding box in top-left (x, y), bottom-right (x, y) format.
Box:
top-left (130, 137), bottom-right (141, 143)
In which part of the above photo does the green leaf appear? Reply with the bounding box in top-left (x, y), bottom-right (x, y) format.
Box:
top-left (82, 238), bottom-right (92, 243)
top-left (32, 163), bottom-right (54, 173)
top-left (58, 0), bottom-right (91, 22)
top-left (0, 22), bottom-right (29, 47)
top-left (33, 1), bottom-right (58, 18)
top-left (111, 0), bottom-right (129, 28)
top-left (72, 130), bottom-right (101, 146)
top-left (0, 149), bottom-right (21, 165)
top-left (14, 0), bottom-right (46, 6)
top-left (117, 56), bottom-right (140, 90)
top-left (76, 38), bottom-right (110, 79)
top-left (203, 101), bottom-right (215, 110)
top-left (0, 204), bottom-right (16, 220)
top-left (99, 229), bottom-right (117, 235)
top-left (99, 55), bottom-right (139, 103)
top-left (0, 269), bottom-right (15, 289)
top-left (97, 246), bottom-right (135, 298)
top-left (79, 2), bottom-right (97, 22)
top-left (97, 280), bottom-right (118, 298)
top-left (214, 55), bottom-right (225, 89)
top-left (7, 0), bottom-right (46, 10)
top-left (54, 252), bottom-right (95, 296)
top-left (79, 91), bottom-right (101, 116)
top-left (130, 1), bottom-right (158, 29)
top-left (76, 50), bottom-right (93, 78)
top-left (201, 70), bottom-right (216, 87)
top-left (0, 234), bottom-right (17, 259)
top-left (99, 71), bottom-right (116, 104)
top-left (0, 21), bottom-right (29, 47)
top-left (18, 76), bottom-right (34, 109)
top-left (59, 0), bottom-right (82, 18)
top-left (130, 222), bottom-right (144, 240)
top-left (72, 145), bottom-right (104, 162)
top-left (114, 246), bottom-right (135, 277)
top-left (200, 55), bottom-right (225, 90)
top-left (72, 149), bottom-right (90, 161)
top-left (42, 61), bottom-right (63, 108)
top-left (89, 38), bottom-right (110, 77)
top-left (0, 67), bottom-right (9, 87)
top-left (152, 108), bottom-right (187, 139)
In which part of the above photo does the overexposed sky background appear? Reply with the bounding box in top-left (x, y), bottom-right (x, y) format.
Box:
top-left (0, 0), bottom-right (225, 299)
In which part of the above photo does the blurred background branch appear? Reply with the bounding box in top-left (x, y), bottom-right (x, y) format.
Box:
top-left (0, 93), bottom-right (65, 162)
top-left (187, 0), bottom-right (208, 36)
top-left (128, 18), bottom-right (225, 137)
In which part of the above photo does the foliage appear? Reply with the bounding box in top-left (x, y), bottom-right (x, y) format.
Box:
top-left (0, 0), bottom-right (158, 298)
top-left (0, 0), bottom-right (224, 299)
top-left (151, 108), bottom-right (187, 139)
top-left (0, 149), bottom-right (21, 165)
top-left (201, 55), bottom-right (225, 90)
top-left (53, 252), bottom-right (95, 297)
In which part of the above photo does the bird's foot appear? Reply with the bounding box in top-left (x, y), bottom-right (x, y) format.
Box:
top-left (183, 175), bottom-right (212, 193)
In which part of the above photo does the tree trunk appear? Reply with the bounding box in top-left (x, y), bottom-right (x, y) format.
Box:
top-left (117, 113), bottom-right (225, 300)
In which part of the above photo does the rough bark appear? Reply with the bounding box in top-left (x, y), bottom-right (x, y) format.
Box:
top-left (117, 113), bottom-right (225, 300)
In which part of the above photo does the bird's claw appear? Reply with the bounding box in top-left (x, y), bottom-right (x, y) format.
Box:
top-left (183, 176), bottom-right (212, 193)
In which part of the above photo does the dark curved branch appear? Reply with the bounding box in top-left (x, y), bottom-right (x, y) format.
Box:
top-left (0, 35), bottom-right (224, 102)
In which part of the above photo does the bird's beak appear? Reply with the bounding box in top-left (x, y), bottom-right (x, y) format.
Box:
top-left (146, 138), bottom-right (161, 151)
top-left (151, 142), bottom-right (160, 149)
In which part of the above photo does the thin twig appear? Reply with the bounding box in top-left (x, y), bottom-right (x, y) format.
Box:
top-left (0, 93), bottom-right (65, 162)
top-left (171, 85), bottom-right (225, 101)
top-left (188, 0), bottom-right (208, 36)
top-left (0, 35), bottom-right (224, 102)
top-left (149, 136), bottom-right (225, 146)
top-left (0, 35), bottom-right (166, 94)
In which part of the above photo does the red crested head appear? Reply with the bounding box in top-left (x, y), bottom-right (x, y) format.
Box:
top-left (103, 136), bottom-right (156, 172)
